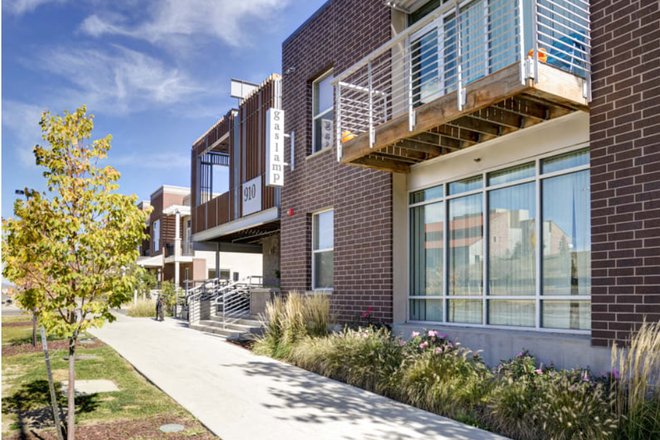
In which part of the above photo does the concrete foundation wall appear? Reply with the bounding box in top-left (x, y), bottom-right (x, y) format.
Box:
top-left (393, 323), bottom-right (612, 372)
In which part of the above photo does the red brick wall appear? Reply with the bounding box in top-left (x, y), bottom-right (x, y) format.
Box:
top-left (590, 0), bottom-right (660, 346)
top-left (281, 0), bottom-right (394, 323)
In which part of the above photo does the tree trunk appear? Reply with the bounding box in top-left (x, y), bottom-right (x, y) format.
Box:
top-left (67, 337), bottom-right (76, 440)
top-left (32, 309), bottom-right (37, 347)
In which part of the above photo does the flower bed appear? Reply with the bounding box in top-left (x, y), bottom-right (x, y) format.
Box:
top-left (253, 294), bottom-right (660, 440)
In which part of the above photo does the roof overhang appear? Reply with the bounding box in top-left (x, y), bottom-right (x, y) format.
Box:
top-left (162, 205), bottom-right (191, 216)
top-left (192, 207), bottom-right (279, 243)
top-left (136, 255), bottom-right (162, 268)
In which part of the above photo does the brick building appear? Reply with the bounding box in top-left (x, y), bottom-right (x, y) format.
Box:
top-left (188, 0), bottom-right (659, 369)
top-left (589, 0), bottom-right (660, 347)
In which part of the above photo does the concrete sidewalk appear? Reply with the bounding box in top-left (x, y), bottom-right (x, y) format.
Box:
top-left (90, 313), bottom-right (508, 440)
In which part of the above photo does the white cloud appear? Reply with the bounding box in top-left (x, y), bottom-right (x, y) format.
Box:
top-left (4, 0), bottom-right (64, 15)
top-left (32, 44), bottom-right (204, 114)
top-left (79, 0), bottom-right (290, 48)
top-left (1, 100), bottom-right (46, 166)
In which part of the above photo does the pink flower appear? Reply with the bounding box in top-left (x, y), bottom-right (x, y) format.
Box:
top-left (411, 331), bottom-right (420, 338)
top-left (398, 341), bottom-right (405, 347)
top-left (439, 334), bottom-right (447, 339)
top-left (419, 341), bottom-right (429, 349)
top-left (549, 372), bottom-right (555, 378)
top-left (368, 307), bottom-right (373, 310)
top-left (536, 369), bottom-right (543, 375)
top-left (583, 377), bottom-right (590, 382)
top-left (613, 369), bottom-right (621, 380)
top-left (362, 313), bottom-right (367, 317)
top-left (436, 347), bottom-right (443, 354)
top-left (431, 337), bottom-right (436, 342)
top-left (428, 330), bottom-right (438, 337)
top-left (516, 352), bottom-right (523, 358)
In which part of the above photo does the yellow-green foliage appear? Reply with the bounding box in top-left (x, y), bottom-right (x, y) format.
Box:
top-left (2, 105), bottom-right (151, 340)
top-left (127, 299), bottom-right (157, 318)
top-left (612, 321), bottom-right (660, 440)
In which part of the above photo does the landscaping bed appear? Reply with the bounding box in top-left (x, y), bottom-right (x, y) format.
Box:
top-left (2, 317), bottom-right (217, 439)
top-left (252, 293), bottom-right (660, 440)
top-left (3, 413), bottom-right (216, 440)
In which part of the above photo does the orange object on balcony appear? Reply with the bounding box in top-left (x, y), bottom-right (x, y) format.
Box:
top-left (341, 130), bottom-right (355, 143)
top-left (527, 47), bottom-right (548, 63)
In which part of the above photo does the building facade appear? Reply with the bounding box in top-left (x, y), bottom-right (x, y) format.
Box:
top-left (187, 0), bottom-right (659, 370)
top-left (280, 0), bottom-right (395, 323)
top-left (276, 0), bottom-right (658, 371)
top-left (189, 77), bottom-right (281, 287)
top-left (137, 185), bottom-right (262, 286)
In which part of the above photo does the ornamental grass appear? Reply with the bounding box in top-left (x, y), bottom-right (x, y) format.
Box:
top-left (253, 298), bottom-right (660, 440)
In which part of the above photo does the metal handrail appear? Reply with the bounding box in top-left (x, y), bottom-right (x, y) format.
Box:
top-left (185, 276), bottom-right (263, 327)
top-left (332, 0), bottom-right (591, 159)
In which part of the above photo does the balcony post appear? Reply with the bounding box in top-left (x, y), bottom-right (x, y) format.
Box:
top-left (519, 0), bottom-right (527, 84)
top-left (455, 0), bottom-right (465, 111)
top-left (368, 60), bottom-right (374, 148)
top-left (531, 0), bottom-right (539, 83)
top-left (335, 83), bottom-right (342, 162)
top-left (405, 34), bottom-right (415, 131)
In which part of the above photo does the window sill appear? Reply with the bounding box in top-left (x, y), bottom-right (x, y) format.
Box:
top-left (306, 147), bottom-right (333, 161)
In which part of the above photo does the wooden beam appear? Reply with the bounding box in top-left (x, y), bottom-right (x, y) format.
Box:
top-left (493, 97), bottom-right (550, 120)
top-left (527, 63), bottom-right (589, 112)
top-left (376, 151), bottom-right (421, 164)
top-left (431, 126), bottom-right (480, 143)
top-left (395, 140), bottom-right (442, 157)
top-left (471, 107), bottom-right (524, 129)
top-left (449, 116), bottom-right (504, 136)
top-left (351, 155), bottom-right (411, 173)
top-left (517, 93), bottom-right (574, 119)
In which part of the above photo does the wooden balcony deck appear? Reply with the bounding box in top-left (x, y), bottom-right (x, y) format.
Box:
top-left (340, 63), bottom-right (589, 173)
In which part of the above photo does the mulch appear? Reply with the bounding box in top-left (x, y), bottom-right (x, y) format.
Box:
top-left (2, 339), bottom-right (105, 357)
top-left (3, 414), bottom-right (218, 439)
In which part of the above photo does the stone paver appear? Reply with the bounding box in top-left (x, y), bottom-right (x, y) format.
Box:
top-left (90, 313), bottom-right (508, 440)
top-left (61, 379), bottom-right (119, 396)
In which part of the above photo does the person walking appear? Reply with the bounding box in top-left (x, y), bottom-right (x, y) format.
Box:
top-left (156, 295), bottom-right (164, 322)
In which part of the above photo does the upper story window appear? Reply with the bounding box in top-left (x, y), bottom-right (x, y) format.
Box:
top-left (152, 219), bottom-right (160, 252)
top-left (312, 70), bottom-right (334, 154)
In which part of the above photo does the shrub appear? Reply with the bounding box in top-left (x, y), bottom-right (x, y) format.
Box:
top-left (612, 321), bottom-right (660, 440)
top-left (254, 292), bottom-right (332, 358)
top-left (536, 371), bottom-right (616, 440)
top-left (127, 298), bottom-right (156, 317)
top-left (399, 338), bottom-right (493, 423)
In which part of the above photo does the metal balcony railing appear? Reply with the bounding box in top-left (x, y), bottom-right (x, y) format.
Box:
top-left (332, 0), bottom-right (590, 159)
top-left (164, 241), bottom-right (195, 258)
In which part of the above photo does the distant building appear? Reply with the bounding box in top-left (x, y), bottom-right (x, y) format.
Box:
top-left (137, 185), bottom-right (262, 287)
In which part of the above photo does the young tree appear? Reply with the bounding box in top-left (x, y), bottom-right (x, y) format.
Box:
top-left (2, 106), bottom-right (150, 439)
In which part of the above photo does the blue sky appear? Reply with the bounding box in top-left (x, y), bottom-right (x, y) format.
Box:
top-left (2, 0), bottom-right (327, 217)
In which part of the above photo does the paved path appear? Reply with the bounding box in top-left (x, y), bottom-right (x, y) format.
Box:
top-left (90, 314), bottom-right (507, 440)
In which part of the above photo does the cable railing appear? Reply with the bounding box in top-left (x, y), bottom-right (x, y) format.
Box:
top-left (332, 0), bottom-right (590, 159)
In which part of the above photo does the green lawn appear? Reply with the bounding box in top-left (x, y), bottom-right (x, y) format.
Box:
top-left (1, 317), bottom-right (214, 438)
top-left (1, 315), bottom-right (32, 323)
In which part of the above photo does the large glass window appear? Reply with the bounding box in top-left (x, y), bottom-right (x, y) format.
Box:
top-left (312, 71), bottom-right (334, 154)
top-left (312, 210), bottom-right (334, 290)
top-left (408, 147), bottom-right (591, 331)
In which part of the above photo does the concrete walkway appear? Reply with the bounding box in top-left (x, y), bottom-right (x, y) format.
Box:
top-left (90, 313), bottom-right (508, 440)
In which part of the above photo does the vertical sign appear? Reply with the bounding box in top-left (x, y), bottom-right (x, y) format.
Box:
top-left (321, 119), bottom-right (333, 150)
top-left (266, 108), bottom-right (285, 187)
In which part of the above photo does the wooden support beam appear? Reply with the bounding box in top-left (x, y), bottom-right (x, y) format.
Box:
top-left (395, 140), bottom-right (442, 157)
top-left (493, 97), bottom-right (550, 120)
top-left (448, 116), bottom-right (504, 136)
top-left (431, 126), bottom-right (480, 143)
top-left (352, 155), bottom-right (411, 173)
top-left (471, 107), bottom-right (525, 129)
top-left (377, 151), bottom-right (421, 164)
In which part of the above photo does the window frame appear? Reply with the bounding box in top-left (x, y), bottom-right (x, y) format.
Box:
top-left (407, 145), bottom-right (591, 334)
top-left (311, 70), bottom-right (334, 154)
top-left (152, 219), bottom-right (161, 253)
top-left (311, 208), bottom-right (334, 291)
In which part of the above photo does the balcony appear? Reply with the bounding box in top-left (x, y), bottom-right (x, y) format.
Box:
top-left (334, 0), bottom-right (590, 172)
top-left (164, 241), bottom-right (195, 259)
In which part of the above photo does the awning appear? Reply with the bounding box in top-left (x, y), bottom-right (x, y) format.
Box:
top-left (137, 255), bottom-right (162, 268)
